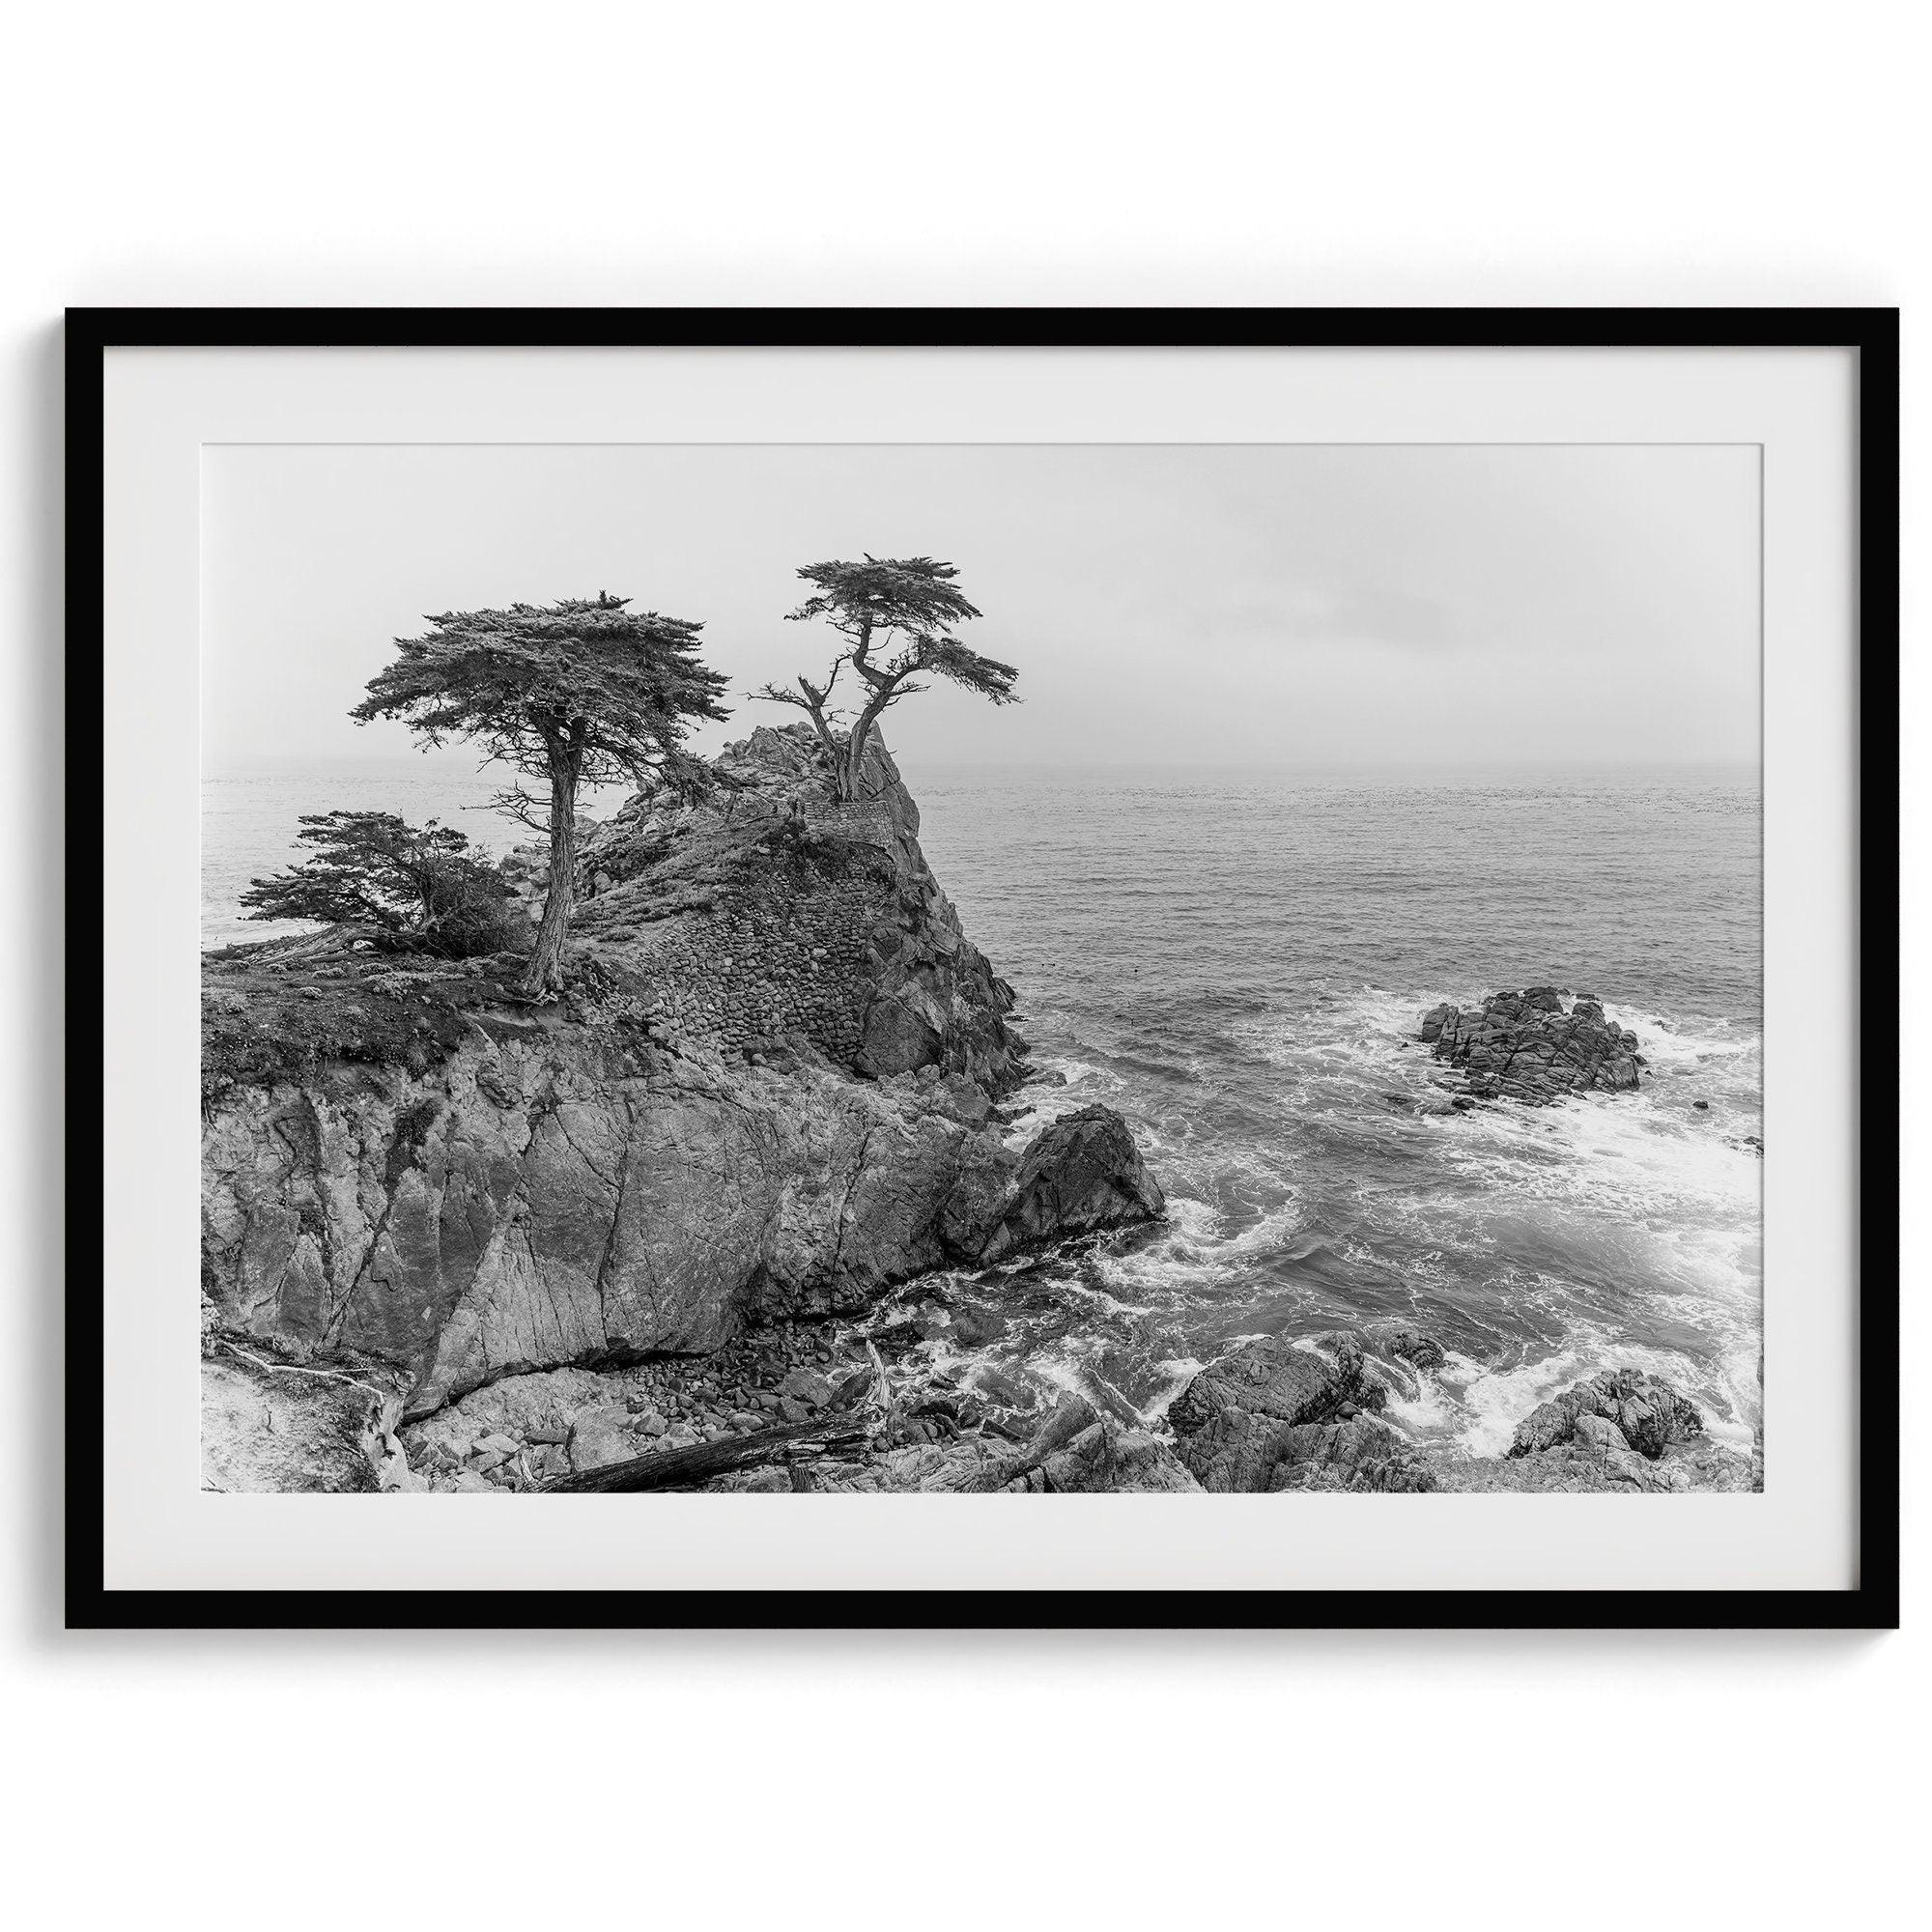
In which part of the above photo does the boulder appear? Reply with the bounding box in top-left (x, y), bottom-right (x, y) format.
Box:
top-left (949, 1104), bottom-right (1167, 1263)
top-left (1433, 1367), bottom-right (1755, 1492)
top-left (1508, 1367), bottom-right (1704, 1461)
top-left (567, 1404), bottom-right (639, 1472)
top-left (1029, 1420), bottom-right (1199, 1492)
top-left (778, 1367), bottom-right (834, 1410)
top-left (1419, 986), bottom-right (1642, 1103)
top-left (1166, 1334), bottom-right (1393, 1492)
top-left (400, 1364), bottom-right (630, 1468)
top-left (1362, 1320), bottom-right (1448, 1371)
top-left (1263, 1417), bottom-right (1437, 1493)
top-left (854, 987), bottom-right (944, 1077)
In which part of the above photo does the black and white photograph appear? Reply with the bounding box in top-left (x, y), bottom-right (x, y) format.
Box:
top-left (10, 11), bottom-right (1920, 1932)
top-left (197, 440), bottom-right (1767, 1500)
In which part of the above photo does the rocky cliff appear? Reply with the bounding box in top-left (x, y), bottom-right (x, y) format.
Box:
top-left (199, 742), bottom-right (1748, 1500)
top-left (200, 726), bottom-right (1163, 1469)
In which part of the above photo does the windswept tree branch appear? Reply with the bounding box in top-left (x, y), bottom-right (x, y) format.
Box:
top-left (485, 784), bottom-right (553, 834)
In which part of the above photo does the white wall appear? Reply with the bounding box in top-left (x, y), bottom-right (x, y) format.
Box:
top-left (3, 6), bottom-right (1918, 1927)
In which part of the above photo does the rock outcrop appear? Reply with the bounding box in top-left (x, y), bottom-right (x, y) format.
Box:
top-left (1166, 1332), bottom-right (1434, 1492)
top-left (201, 726), bottom-right (1164, 1450)
top-left (1164, 1337), bottom-right (1755, 1495)
top-left (1430, 1366), bottom-right (1756, 1493)
top-left (800, 1392), bottom-right (1199, 1493)
top-left (1418, 986), bottom-right (1643, 1103)
top-left (201, 1343), bottom-right (415, 1493)
top-left (942, 1105), bottom-right (1165, 1262)
top-left (1509, 1366), bottom-right (1703, 1460)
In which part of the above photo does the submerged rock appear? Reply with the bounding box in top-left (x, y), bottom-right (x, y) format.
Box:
top-left (1362, 1320), bottom-right (1448, 1371)
top-left (1418, 986), bottom-right (1643, 1104)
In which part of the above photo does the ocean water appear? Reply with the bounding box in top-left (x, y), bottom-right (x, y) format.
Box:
top-left (202, 761), bottom-right (1763, 1459)
top-left (910, 764), bottom-right (1763, 1459)
top-left (200, 767), bottom-right (637, 950)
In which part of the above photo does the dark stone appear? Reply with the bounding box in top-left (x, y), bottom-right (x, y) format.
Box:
top-left (1167, 1334), bottom-right (1392, 1492)
top-left (945, 1104), bottom-right (1166, 1263)
top-left (1264, 1418), bottom-right (1437, 1493)
top-left (1418, 986), bottom-right (1642, 1105)
top-left (854, 991), bottom-right (942, 1077)
top-left (1424, 1367), bottom-right (1755, 1493)
top-left (1032, 1418), bottom-right (1199, 1492)
top-left (1508, 1367), bottom-right (1705, 1461)
top-left (1363, 1320), bottom-right (1448, 1371)
top-left (777, 1366), bottom-right (834, 1409)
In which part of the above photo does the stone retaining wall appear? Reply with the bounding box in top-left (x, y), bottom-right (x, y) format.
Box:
top-left (583, 840), bottom-right (901, 1064)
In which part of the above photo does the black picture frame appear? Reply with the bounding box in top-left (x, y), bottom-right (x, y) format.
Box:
top-left (68, 306), bottom-right (1899, 1632)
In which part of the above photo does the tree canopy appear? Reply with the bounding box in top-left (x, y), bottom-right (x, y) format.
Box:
top-left (240, 811), bottom-right (518, 959)
top-left (352, 592), bottom-right (731, 993)
top-left (352, 593), bottom-right (730, 798)
top-left (764, 555), bottom-right (1017, 800)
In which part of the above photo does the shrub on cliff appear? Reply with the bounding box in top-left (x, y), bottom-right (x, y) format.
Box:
top-left (352, 593), bottom-right (732, 995)
top-left (753, 555), bottom-right (1017, 802)
top-left (240, 810), bottom-right (519, 959)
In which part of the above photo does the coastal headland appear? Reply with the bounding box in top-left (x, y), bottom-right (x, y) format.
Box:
top-left (200, 726), bottom-right (1756, 1494)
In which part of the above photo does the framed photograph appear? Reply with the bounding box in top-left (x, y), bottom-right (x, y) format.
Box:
top-left (72, 307), bottom-right (1896, 1629)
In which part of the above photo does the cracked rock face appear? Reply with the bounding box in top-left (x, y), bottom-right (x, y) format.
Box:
top-left (201, 725), bottom-right (1165, 1431)
top-left (1418, 986), bottom-right (1643, 1103)
top-left (1508, 1366), bottom-right (1704, 1461)
top-left (943, 1104), bottom-right (1167, 1262)
top-left (200, 1349), bottom-right (412, 1493)
top-left (204, 1045), bottom-right (1137, 1417)
top-left (1165, 1333), bottom-right (1431, 1492)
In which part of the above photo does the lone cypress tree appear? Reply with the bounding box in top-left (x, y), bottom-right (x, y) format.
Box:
top-left (353, 593), bottom-right (730, 995)
top-left (755, 555), bottom-right (1017, 801)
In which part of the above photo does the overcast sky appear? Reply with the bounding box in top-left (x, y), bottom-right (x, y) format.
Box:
top-left (203, 442), bottom-right (1758, 780)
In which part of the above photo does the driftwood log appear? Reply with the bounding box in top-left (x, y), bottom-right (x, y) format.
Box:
top-left (540, 1411), bottom-right (869, 1493)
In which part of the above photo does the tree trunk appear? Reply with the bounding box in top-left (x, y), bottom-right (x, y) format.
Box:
top-left (521, 758), bottom-right (578, 996)
top-left (796, 686), bottom-right (844, 790)
top-left (843, 695), bottom-right (891, 803)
